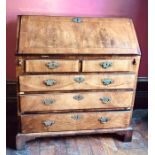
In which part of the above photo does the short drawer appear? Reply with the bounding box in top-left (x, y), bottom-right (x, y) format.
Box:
top-left (19, 73), bottom-right (136, 92)
top-left (20, 91), bottom-right (133, 112)
top-left (21, 111), bottom-right (131, 133)
top-left (82, 57), bottom-right (140, 72)
top-left (25, 59), bottom-right (79, 72)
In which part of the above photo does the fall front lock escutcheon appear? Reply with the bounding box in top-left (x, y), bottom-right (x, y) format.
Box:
top-left (72, 17), bottom-right (82, 23)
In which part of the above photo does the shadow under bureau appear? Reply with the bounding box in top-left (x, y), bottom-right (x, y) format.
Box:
top-left (16, 16), bottom-right (141, 150)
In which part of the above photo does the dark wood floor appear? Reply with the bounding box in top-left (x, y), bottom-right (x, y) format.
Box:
top-left (6, 109), bottom-right (148, 155)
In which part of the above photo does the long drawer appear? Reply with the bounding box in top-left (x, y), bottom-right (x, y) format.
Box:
top-left (25, 59), bottom-right (79, 73)
top-left (21, 111), bottom-right (131, 133)
top-left (19, 73), bottom-right (136, 92)
top-left (20, 91), bottom-right (134, 112)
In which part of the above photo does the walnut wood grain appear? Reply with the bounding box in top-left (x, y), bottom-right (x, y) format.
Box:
top-left (15, 16), bottom-right (141, 146)
top-left (82, 56), bottom-right (140, 72)
top-left (16, 56), bottom-right (141, 77)
top-left (19, 73), bottom-right (136, 92)
top-left (18, 16), bottom-right (140, 55)
top-left (20, 91), bottom-right (133, 113)
top-left (25, 59), bottom-right (79, 73)
top-left (21, 111), bottom-right (131, 133)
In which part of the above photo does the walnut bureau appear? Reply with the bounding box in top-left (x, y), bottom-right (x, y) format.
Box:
top-left (16, 15), bottom-right (141, 149)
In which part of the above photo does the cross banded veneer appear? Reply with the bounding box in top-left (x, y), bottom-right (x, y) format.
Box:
top-left (16, 16), bottom-right (141, 150)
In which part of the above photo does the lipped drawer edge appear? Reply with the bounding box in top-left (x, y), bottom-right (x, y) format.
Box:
top-left (21, 111), bottom-right (131, 133)
top-left (19, 73), bottom-right (136, 92)
top-left (25, 59), bottom-right (80, 73)
top-left (19, 91), bottom-right (134, 113)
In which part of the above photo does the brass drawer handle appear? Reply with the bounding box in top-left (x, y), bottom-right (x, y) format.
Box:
top-left (100, 97), bottom-right (111, 104)
top-left (42, 99), bottom-right (55, 105)
top-left (74, 76), bottom-right (85, 83)
top-left (73, 95), bottom-right (84, 101)
top-left (44, 79), bottom-right (56, 86)
top-left (71, 114), bottom-right (81, 120)
top-left (100, 62), bottom-right (112, 69)
top-left (98, 117), bottom-right (110, 124)
top-left (42, 120), bottom-right (55, 127)
top-left (72, 17), bottom-right (82, 23)
top-left (46, 61), bottom-right (59, 69)
top-left (102, 79), bottom-right (113, 85)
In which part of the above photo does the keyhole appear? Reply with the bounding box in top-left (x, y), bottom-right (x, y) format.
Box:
top-left (132, 59), bottom-right (136, 65)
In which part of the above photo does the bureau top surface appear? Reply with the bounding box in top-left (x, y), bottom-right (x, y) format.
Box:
top-left (17, 15), bottom-right (140, 55)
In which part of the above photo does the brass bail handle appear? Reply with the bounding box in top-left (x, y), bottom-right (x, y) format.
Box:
top-left (42, 120), bottom-right (55, 127)
top-left (71, 114), bottom-right (82, 120)
top-left (100, 97), bottom-right (111, 104)
top-left (102, 79), bottom-right (113, 85)
top-left (44, 79), bottom-right (56, 86)
top-left (98, 117), bottom-right (110, 124)
top-left (42, 98), bottom-right (55, 105)
top-left (100, 62), bottom-right (112, 69)
top-left (46, 61), bottom-right (59, 69)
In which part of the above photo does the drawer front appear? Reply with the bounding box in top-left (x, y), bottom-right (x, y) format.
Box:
top-left (25, 59), bottom-right (79, 73)
top-left (21, 111), bottom-right (131, 133)
top-left (19, 74), bottom-right (136, 92)
top-left (82, 57), bottom-right (140, 72)
top-left (20, 91), bottom-right (133, 112)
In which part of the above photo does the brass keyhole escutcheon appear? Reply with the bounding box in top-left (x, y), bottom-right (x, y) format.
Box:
top-left (72, 17), bottom-right (82, 23)
top-left (74, 76), bottom-right (85, 83)
top-left (100, 62), bottom-right (112, 69)
top-left (73, 95), bottom-right (84, 101)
